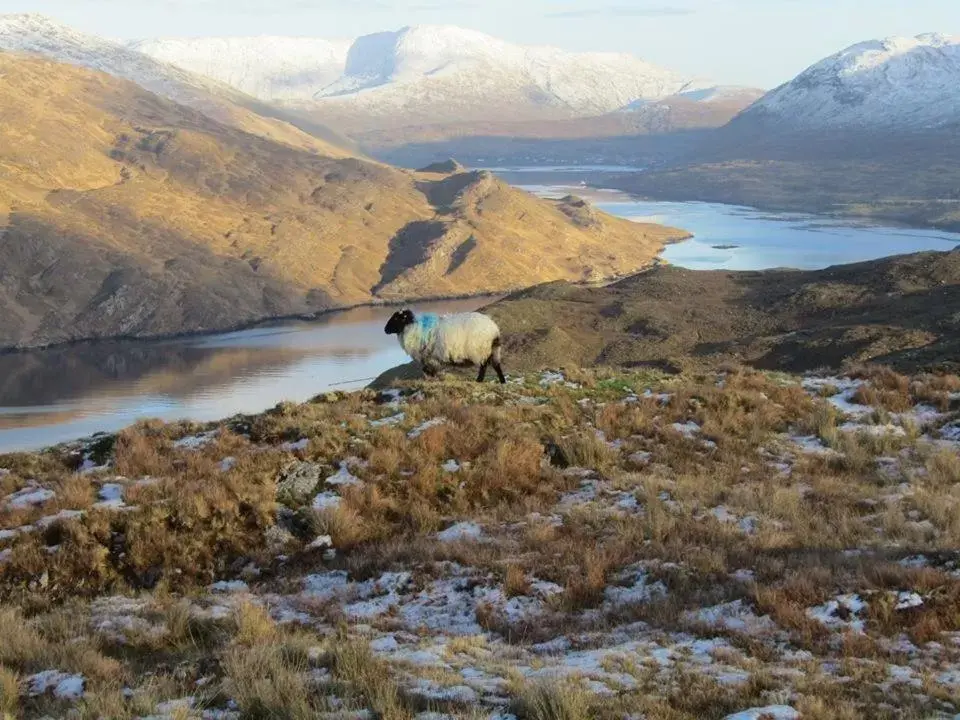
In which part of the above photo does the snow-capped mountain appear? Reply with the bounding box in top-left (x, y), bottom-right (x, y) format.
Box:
top-left (737, 33), bottom-right (960, 130)
top-left (316, 25), bottom-right (708, 119)
top-left (133, 24), bottom-right (710, 125)
top-left (129, 36), bottom-right (352, 101)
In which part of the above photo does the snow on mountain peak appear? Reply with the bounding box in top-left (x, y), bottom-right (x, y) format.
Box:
top-left (129, 22), bottom-right (709, 116)
top-left (129, 35), bottom-right (352, 101)
top-left (0, 12), bottom-right (236, 107)
top-left (315, 24), bottom-right (709, 118)
top-left (740, 32), bottom-right (960, 130)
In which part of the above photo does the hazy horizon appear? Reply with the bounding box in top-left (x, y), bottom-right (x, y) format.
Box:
top-left (0, 1), bottom-right (958, 89)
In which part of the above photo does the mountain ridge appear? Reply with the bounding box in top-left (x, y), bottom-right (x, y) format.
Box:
top-left (0, 13), bottom-right (356, 156)
top-left (131, 23), bottom-right (725, 136)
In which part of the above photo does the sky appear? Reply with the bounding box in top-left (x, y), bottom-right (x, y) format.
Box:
top-left (1, 0), bottom-right (958, 88)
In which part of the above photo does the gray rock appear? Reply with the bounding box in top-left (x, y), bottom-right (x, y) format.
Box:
top-left (277, 461), bottom-right (325, 504)
top-left (264, 525), bottom-right (296, 553)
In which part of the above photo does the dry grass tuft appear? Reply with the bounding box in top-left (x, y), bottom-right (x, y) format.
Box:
top-left (505, 565), bottom-right (532, 598)
top-left (0, 666), bottom-right (18, 717)
top-left (232, 601), bottom-right (278, 647)
top-left (223, 642), bottom-right (315, 720)
top-left (329, 639), bottom-right (411, 720)
top-left (925, 449), bottom-right (960, 488)
top-left (516, 678), bottom-right (592, 720)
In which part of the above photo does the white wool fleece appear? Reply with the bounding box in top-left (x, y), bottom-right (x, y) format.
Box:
top-left (400, 312), bottom-right (500, 366)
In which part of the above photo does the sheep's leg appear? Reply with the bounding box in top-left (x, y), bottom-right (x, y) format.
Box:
top-left (422, 362), bottom-right (439, 378)
top-left (489, 337), bottom-right (506, 384)
top-left (477, 359), bottom-right (489, 383)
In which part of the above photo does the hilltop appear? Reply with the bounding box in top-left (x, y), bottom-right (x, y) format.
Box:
top-left (0, 53), bottom-right (686, 350)
top-left (491, 248), bottom-right (960, 375)
top-left (129, 35), bottom-right (353, 102)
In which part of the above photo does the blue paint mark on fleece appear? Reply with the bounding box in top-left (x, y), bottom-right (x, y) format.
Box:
top-left (416, 313), bottom-right (439, 332)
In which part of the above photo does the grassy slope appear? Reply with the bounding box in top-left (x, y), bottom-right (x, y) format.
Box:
top-left (0, 54), bottom-right (687, 350)
top-left (481, 249), bottom-right (960, 377)
top-left (1, 365), bottom-right (959, 719)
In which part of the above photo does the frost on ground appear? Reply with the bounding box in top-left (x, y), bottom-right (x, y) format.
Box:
top-left (2, 366), bottom-right (960, 718)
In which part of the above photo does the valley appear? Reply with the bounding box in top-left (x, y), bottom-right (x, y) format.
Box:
top-left (2, 180), bottom-right (956, 456)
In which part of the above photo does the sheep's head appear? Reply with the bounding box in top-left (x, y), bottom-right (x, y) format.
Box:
top-left (384, 309), bottom-right (415, 335)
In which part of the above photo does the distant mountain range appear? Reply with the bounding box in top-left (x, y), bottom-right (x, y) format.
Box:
top-left (132, 25), bottom-right (715, 120)
top-left (2, 12), bottom-right (957, 236)
top-left (128, 24), bottom-right (768, 152)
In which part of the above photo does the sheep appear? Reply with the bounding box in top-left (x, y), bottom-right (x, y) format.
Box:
top-left (384, 309), bottom-right (506, 384)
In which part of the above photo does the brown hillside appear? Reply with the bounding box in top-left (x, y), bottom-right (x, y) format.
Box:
top-left (485, 249), bottom-right (960, 375)
top-left (0, 54), bottom-right (687, 349)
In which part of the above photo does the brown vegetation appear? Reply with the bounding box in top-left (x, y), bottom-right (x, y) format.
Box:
top-left (1, 365), bottom-right (959, 718)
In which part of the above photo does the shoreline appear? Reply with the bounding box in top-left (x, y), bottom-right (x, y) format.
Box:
top-left (0, 270), bottom-right (669, 358)
top-left (591, 174), bottom-right (960, 235)
top-left (483, 165), bottom-right (960, 235)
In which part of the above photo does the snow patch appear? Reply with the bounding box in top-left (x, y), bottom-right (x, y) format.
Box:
top-left (723, 707), bottom-right (799, 720)
top-left (281, 438), bottom-right (310, 452)
top-left (371, 412), bottom-right (406, 428)
top-left (312, 492), bottom-right (343, 511)
top-left (5, 486), bottom-right (54, 509)
top-left (326, 462), bottom-right (361, 487)
top-left (671, 421), bottom-right (701, 438)
top-left (27, 670), bottom-right (85, 700)
top-left (94, 482), bottom-right (127, 510)
top-left (684, 600), bottom-right (777, 635)
top-left (604, 567), bottom-right (668, 608)
top-left (174, 432), bottom-right (217, 450)
top-left (807, 594), bottom-right (867, 633)
top-left (437, 521), bottom-right (484, 542)
top-left (408, 417), bottom-right (447, 439)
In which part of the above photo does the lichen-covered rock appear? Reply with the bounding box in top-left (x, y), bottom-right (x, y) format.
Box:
top-left (277, 461), bottom-right (325, 505)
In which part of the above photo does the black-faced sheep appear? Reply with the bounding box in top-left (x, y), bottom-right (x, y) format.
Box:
top-left (384, 309), bottom-right (506, 384)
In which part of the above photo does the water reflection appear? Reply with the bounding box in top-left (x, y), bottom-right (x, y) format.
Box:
top-left (0, 297), bottom-right (493, 453)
